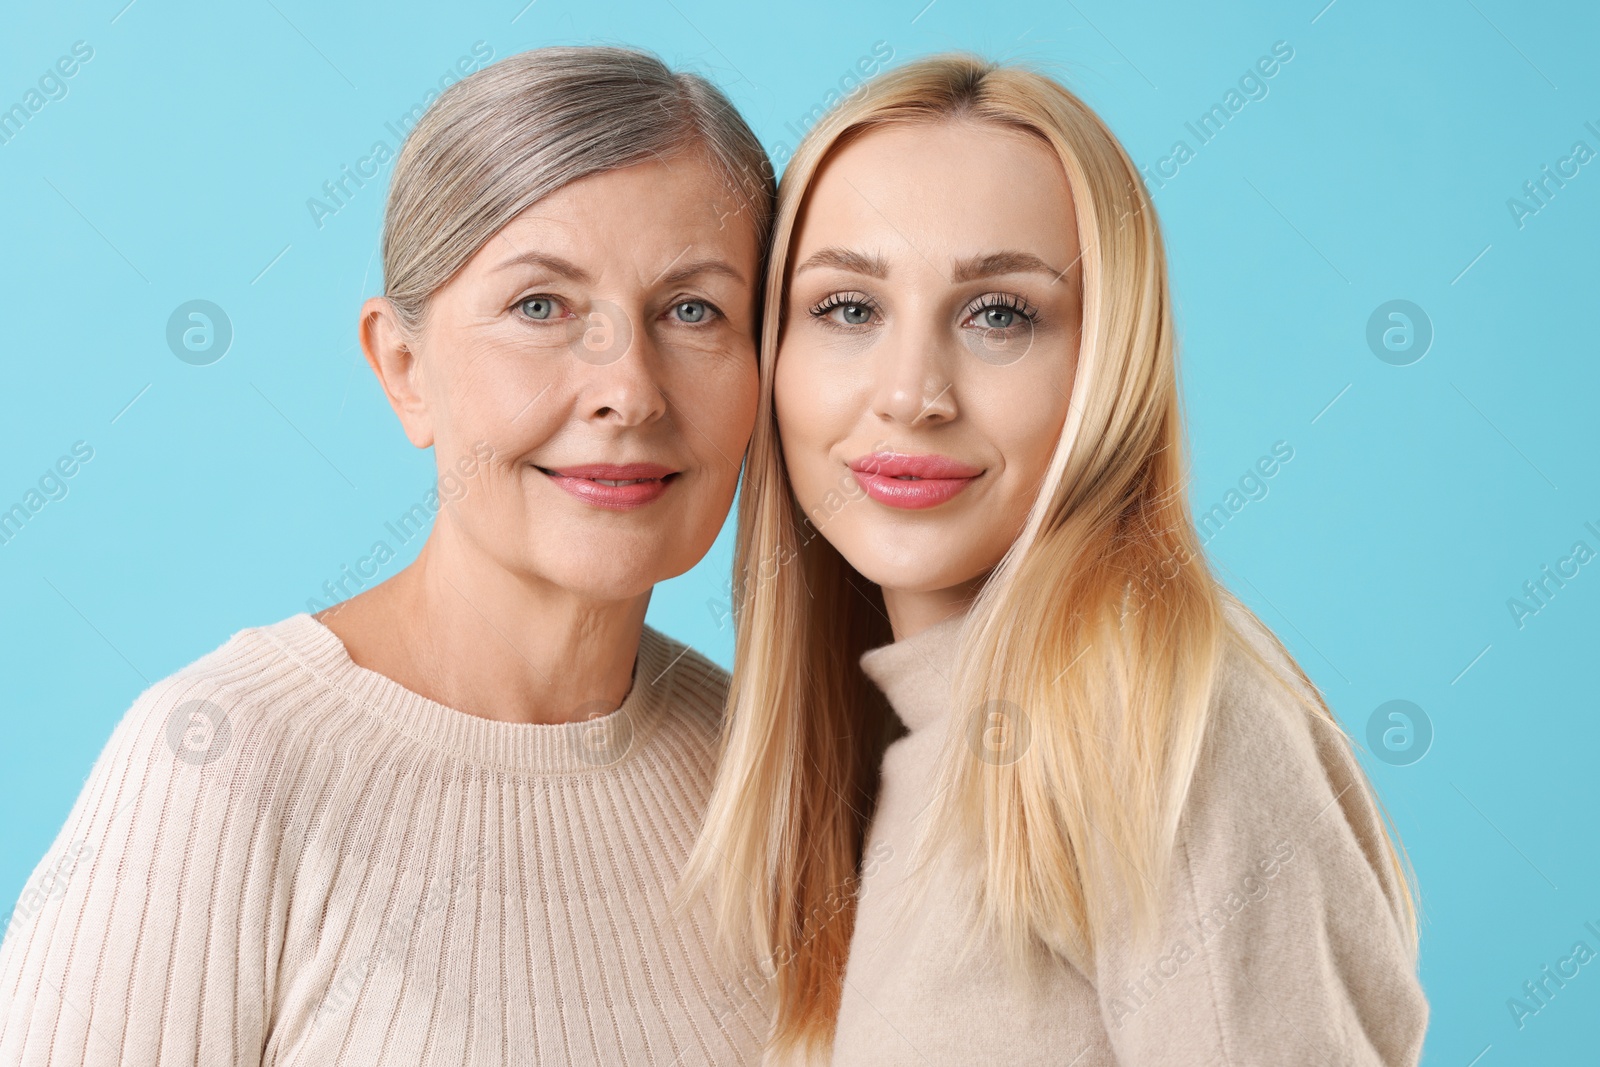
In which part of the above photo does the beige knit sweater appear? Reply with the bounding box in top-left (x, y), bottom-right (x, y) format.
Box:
top-left (0, 613), bottom-right (771, 1065)
top-left (831, 600), bottom-right (1428, 1065)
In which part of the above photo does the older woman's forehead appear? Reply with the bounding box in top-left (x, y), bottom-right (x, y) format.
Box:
top-left (458, 155), bottom-right (761, 285)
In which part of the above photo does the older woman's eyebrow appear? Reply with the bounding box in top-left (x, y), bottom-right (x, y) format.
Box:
top-left (490, 250), bottom-right (594, 283)
top-left (655, 257), bottom-right (746, 288)
top-left (794, 247), bottom-right (890, 278)
top-left (950, 251), bottom-right (1063, 282)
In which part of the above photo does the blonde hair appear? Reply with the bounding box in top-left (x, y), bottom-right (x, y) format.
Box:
top-left (381, 45), bottom-right (775, 337)
top-left (683, 52), bottom-right (1419, 1058)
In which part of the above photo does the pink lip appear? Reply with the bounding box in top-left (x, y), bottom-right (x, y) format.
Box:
top-left (539, 462), bottom-right (680, 511)
top-left (848, 452), bottom-right (982, 510)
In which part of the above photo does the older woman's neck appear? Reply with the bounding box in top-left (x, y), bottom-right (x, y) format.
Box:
top-left (319, 529), bottom-right (651, 727)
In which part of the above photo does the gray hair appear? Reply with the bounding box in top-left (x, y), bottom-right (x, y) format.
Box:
top-left (381, 46), bottom-right (775, 337)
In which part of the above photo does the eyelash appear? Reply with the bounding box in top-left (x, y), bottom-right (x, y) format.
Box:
top-left (806, 291), bottom-right (1041, 328)
top-left (514, 295), bottom-right (565, 323)
top-left (808, 291), bottom-right (880, 327)
top-left (963, 292), bottom-right (1040, 328)
top-left (514, 294), bottom-right (725, 324)
top-left (664, 298), bottom-right (724, 325)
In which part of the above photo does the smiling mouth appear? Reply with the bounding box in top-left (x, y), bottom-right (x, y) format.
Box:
top-left (535, 463), bottom-right (681, 511)
top-left (566, 475), bottom-right (658, 487)
top-left (848, 451), bottom-right (983, 510)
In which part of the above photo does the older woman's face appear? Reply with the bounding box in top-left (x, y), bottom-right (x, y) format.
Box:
top-left (384, 150), bottom-right (761, 601)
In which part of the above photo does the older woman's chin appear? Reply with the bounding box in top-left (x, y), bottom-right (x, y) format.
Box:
top-left (503, 510), bottom-right (727, 603)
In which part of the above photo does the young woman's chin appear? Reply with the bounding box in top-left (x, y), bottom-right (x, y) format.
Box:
top-left (833, 530), bottom-right (993, 598)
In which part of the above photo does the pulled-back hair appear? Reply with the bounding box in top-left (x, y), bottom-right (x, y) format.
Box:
top-left (381, 45), bottom-right (775, 336)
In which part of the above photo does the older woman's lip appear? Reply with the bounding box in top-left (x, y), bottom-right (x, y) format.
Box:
top-left (546, 462), bottom-right (678, 481)
top-left (536, 463), bottom-right (679, 511)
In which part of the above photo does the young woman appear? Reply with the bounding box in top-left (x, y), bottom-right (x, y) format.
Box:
top-left (0, 48), bottom-right (775, 1064)
top-left (688, 54), bottom-right (1428, 1065)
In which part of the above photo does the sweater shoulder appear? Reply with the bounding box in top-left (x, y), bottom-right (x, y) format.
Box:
top-left (70, 616), bottom-right (363, 851)
top-left (1204, 595), bottom-right (1344, 787)
top-left (0, 618), bottom-right (329, 955)
top-left (1095, 601), bottom-right (1427, 1067)
top-left (639, 624), bottom-right (731, 737)
top-left (122, 615), bottom-right (351, 764)
top-left (1185, 595), bottom-right (1412, 939)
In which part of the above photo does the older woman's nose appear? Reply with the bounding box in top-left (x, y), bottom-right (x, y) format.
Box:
top-left (575, 313), bottom-right (668, 427)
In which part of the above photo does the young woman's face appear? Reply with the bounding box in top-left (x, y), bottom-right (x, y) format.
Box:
top-left (775, 119), bottom-right (1082, 603)
top-left (378, 150), bottom-right (761, 602)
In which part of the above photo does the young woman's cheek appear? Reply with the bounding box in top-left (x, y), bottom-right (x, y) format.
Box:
top-left (779, 324), bottom-right (880, 421)
top-left (773, 346), bottom-right (837, 502)
top-left (966, 328), bottom-right (1077, 448)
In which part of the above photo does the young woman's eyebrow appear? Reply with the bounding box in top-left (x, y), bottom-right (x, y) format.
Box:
top-left (794, 247), bottom-right (890, 278)
top-left (949, 250), bottom-right (1062, 282)
top-left (794, 247), bottom-right (1061, 283)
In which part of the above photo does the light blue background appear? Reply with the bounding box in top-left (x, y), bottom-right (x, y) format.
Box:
top-left (2, 1), bottom-right (1596, 1062)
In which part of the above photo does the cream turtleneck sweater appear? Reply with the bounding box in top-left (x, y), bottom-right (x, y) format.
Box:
top-left (830, 600), bottom-right (1428, 1066)
top-left (0, 613), bottom-right (771, 1065)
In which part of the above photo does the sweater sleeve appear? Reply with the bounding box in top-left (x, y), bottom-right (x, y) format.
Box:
top-left (0, 670), bottom-right (281, 1065)
top-left (1092, 624), bottom-right (1430, 1066)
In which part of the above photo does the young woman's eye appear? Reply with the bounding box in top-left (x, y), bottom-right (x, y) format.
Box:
top-left (670, 300), bottom-right (716, 324)
top-left (810, 293), bottom-right (879, 327)
top-left (518, 295), bottom-right (564, 321)
top-left (835, 304), bottom-right (872, 325)
top-left (964, 294), bottom-right (1037, 331)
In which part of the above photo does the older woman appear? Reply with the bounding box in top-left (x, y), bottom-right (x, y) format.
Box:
top-left (0, 47), bottom-right (774, 1064)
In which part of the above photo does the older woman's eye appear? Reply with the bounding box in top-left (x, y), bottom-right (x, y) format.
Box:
top-left (672, 300), bottom-right (712, 323)
top-left (519, 295), bottom-right (563, 320)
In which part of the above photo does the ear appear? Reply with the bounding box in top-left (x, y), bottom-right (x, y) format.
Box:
top-left (360, 296), bottom-right (434, 449)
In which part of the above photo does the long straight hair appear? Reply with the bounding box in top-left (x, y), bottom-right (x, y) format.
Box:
top-left (683, 53), bottom-right (1419, 1060)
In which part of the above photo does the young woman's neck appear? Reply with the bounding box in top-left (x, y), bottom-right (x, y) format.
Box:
top-left (322, 519), bottom-right (651, 726)
top-left (880, 581), bottom-right (982, 642)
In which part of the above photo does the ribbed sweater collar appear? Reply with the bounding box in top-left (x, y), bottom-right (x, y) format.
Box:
top-left (858, 612), bottom-right (966, 733)
top-left (256, 613), bottom-right (675, 776)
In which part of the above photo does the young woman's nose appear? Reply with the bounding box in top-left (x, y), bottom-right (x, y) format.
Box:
top-left (868, 317), bottom-right (959, 427)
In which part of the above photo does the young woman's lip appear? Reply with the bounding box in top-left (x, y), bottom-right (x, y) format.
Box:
top-left (848, 452), bottom-right (983, 479)
top-left (537, 462), bottom-right (680, 512)
top-left (847, 452), bottom-right (982, 510)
